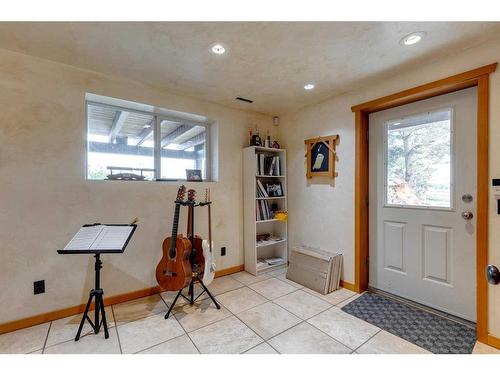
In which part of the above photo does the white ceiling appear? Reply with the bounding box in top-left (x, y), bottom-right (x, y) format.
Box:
top-left (0, 22), bottom-right (499, 115)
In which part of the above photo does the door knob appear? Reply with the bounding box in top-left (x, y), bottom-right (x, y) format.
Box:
top-left (487, 265), bottom-right (500, 285)
top-left (461, 211), bottom-right (474, 220)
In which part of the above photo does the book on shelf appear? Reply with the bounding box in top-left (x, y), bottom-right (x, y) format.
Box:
top-left (256, 235), bottom-right (284, 246)
top-left (255, 200), bottom-right (272, 221)
top-left (256, 179), bottom-right (268, 197)
top-left (256, 257), bottom-right (285, 270)
top-left (256, 153), bottom-right (281, 176)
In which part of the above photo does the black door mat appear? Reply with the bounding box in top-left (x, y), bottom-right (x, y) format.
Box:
top-left (341, 292), bottom-right (476, 354)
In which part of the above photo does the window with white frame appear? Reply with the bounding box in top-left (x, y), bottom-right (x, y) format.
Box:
top-left (86, 96), bottom-right (211, 181)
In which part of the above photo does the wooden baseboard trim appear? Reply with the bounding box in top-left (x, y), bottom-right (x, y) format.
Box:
top-left (214, 264), bottom-right (244, 277)
top-left (487, 334), bottom-right (500, 349)
top-left (340, 280), bottom-right (356, 292)
top-left (0, 264), bottom-right (244, 335)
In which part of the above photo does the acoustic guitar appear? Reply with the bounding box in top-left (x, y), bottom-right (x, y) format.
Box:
top-left (156, 186), bottom-right (192, 291)
top-left (186, 189), bottom-right (205, 275)
top-left (202, 188), bottom-right (216, 285)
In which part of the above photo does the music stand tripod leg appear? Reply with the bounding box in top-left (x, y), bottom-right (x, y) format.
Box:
top-left (99, 292), bottom-right (109, 339)
top-left (75, 292), bottom-right (94, 341)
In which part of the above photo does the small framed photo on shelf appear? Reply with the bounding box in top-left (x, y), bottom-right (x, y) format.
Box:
top-left (185, 169), bottom-right (202, 181)
top-left (264, 181), bottom-right (284, 197)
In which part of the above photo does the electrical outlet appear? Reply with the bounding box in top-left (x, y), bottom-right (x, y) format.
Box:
top-left (34, 280), bottom-right (45, 295)
top-left (221, 247), bottom-right (226, 256)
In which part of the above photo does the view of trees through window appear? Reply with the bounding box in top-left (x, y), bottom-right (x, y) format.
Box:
top-left (386, 109), bottom-right (452, 208)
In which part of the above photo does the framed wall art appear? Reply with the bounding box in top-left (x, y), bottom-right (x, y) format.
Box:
top-left (304, 135), bottom-right (338, 179)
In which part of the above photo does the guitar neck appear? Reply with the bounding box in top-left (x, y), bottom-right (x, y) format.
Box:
top-left (171, 203), bottom-right (181, 239)
top-left (208, 204), bottom-right (213, 252)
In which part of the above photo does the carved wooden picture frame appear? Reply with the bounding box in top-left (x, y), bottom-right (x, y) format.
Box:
top-left (304, 135), bottom-right (338, 179)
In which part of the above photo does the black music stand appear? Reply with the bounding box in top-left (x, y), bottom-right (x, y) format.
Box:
top-left (165, 201), bottom-right (220, 319)
top-left (58, 223), bottom-right (137, 341)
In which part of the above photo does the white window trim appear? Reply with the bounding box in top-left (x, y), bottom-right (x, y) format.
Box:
top-left (383, 106), bottom-right (456, 211)
top-left (85, 96), bottom-right (213, 182)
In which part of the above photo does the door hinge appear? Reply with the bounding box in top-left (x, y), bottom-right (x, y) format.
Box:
top-left (366, 256), bottom-right (370, 266)
top-left (366, 194), bottom-right (369, 207)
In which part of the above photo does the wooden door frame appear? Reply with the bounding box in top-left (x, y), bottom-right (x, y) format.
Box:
top-left (351, 63), bottom-right (497, 344)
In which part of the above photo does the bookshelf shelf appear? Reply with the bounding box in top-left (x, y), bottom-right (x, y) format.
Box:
top-left (244, 146), bottom-right (288, 276)
top-left (256, 196), bottom-right (286, 200)
top-left (257, 238), bottom-right (287, 248)
top-left (256, 260), bottom-right (287, 273)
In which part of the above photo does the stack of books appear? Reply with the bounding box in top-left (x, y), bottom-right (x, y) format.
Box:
top-left (256, 153), bottom-right (281, 176)
top-left (286, 246), bottom-right (343, 294)
top-left (256, 200), bottom-right (272, 221)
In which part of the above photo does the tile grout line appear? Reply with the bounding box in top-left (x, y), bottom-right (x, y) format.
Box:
top-left (41, 321), bottom-right (52, 354)
top-left (231, 277), bottom-right (362, 352)
top-left (349, 328), bottom-right (383, 353)
top-left (132, 292), bottom-right (201, 354)
top-left (134, 314), bottom-right (198, 354)
top-left (123, 293), bottom-right (197, 354)
top-left (111, 305), bottom-right (123, 354)
top-left (306, 306), bottom-right (381, 353)
top-left (173, 306), bottom-right (203, 355)
top-left (231, 313), bottom-right (270, 353)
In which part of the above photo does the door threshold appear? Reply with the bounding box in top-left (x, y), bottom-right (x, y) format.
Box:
top-left (367, 286), bottom-right (476, 330)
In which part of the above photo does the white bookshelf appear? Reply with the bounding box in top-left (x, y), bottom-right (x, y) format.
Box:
top-left (243, 146), bottom-right (288, 275)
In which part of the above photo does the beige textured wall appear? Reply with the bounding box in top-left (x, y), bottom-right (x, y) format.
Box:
top-left (280, 39), bottom-right (500, 336)
top-left (0, 48), bottom-right (276, 324)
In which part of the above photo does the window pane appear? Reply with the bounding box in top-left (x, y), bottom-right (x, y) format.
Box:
top-left (159, 119), bottom-right (206, 180)
top-left (87, 103), bottom-right (155, 180)
top-left (386, 109), bottom-right (452, 208)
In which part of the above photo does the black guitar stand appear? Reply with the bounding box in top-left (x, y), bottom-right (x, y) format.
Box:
top-left (75, 253), bottom-right (109, 341)
top-left (165, 201), bottom-right (220, 319)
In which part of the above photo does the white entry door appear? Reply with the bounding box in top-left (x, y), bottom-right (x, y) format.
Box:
top-left (369, 87), bottom-right (477, 321)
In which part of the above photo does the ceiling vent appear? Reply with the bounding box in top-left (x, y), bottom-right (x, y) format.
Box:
top-left (235, 97), bottom-right (253, 104)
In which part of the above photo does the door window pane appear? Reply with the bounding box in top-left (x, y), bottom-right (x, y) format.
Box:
top-left (386, 109), bottom-right (452, 208)
top-left (159, 119), bottom-right (207, 180)
top-left (87, 103), bottom-right (155, 180)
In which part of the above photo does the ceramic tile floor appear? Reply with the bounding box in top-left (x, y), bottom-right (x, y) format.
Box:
top-left (0, 268), bottom-right (498, 354)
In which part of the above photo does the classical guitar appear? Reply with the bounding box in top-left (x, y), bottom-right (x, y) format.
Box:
top-left (186, 189), bottom-right (205, 275)
top-left (156, 186), bottom-right (192, 291)
top-left (202, 188), bottom-right (216, 285)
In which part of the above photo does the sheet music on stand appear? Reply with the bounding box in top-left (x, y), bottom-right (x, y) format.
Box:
top-left (59, 224), bottom-right (137, 254)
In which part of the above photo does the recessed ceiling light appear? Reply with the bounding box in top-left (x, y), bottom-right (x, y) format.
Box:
top-left (393, 122), bottom-right (401, 125)
top-left (400, 32), bottom-right (426, 46)
top-left (304, 83), bottom-right (315, 90)
top-left (210, 43), bottom-right (226, 55)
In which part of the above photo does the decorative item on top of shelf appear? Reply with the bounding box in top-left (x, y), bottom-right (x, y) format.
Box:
top-left (264, 131), bottom-right (271, 148)
top-left (186, 169), bottom-right (203, 181)
top-left (264, 181), bottom-right (284, 197)
top-left (304, 135), bottom-right (339, 179)
top-left (274, 210), bottom-right (288, 222)
top-left (272, 140), bottom-right (280, 149)
top-left (250, 127), bottom-right (262, 146)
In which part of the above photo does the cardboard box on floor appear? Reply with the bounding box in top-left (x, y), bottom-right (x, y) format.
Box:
top-left (286, 246), bottom-right (342, 294)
